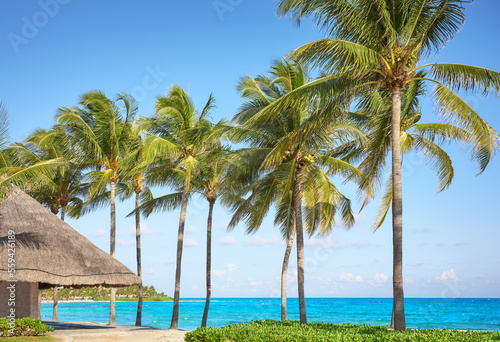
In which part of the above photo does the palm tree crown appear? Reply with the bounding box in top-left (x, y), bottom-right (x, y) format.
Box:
top-left (56, 90), bottom-right (138, 325)
top-left (139, 85), bottom-right (217, 330)
top-left (228, 60), bottom-right (370, 324)
top-left (276, 0), bottom-right (500, 330)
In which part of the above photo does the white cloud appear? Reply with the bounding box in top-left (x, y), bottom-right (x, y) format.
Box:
top-left (213, 263), bottom-right (238, 276)
top-left (338, 272), bottom-right (363, 283)
top-left (219, 236), bottom-right (236, 245)
top-left (164, 259), bottom-right (175, 265)
top-left (117, 239), bottom-right (134, 247)
top-left (404, 277), bottom-right (416, 284)
top-left (245, 235), bottom-right (281, 246)
top-left (216, 220), bottom-right (230, 231)
top-left (353, 213), bottom-right (369, 226)
top-left (305, 237), bottom-right (339, 248)
top-left (374, 273), bottom-right (389, 283)
top-left (129, 223), bottom-right (154, 235)
top-left (185, 239), bottom-right (199, 247)
top-left (141, 224), bottom-right (154, 235)
top-left (353, 240), bottom-right (372, 248)
top-left (250, 280), bottom-right (263, 287)
top-left (145, 268), bottom-right (155, 275)
top-left (435, 269), bottom-right (459, 281)
top-left (93, 228), bottom-right (107, 237)
top-left (305, 238), bottom-right (374, 249)
top-left (186, 225), bottom-right (197, 234)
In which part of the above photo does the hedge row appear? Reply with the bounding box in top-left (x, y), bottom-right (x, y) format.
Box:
top-left (184, 320), bottom-right (500, 342)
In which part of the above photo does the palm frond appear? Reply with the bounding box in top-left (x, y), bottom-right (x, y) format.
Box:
top-left (130, 192), bottom-right (184, 218)
top-left (433, 83), bottom-right (500, 173)
top-left (373, 174), bottom-right (393, 231)
top-left (413, 135), bottom-right (454, 192)
top-left (288, 39), bottom-right (380, 74)
top-left (432, 63), bottom-right (500, 96)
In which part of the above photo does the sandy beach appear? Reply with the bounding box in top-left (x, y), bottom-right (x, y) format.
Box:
top-left (48, 321), bottom-right (188, 342)
top-left (54, 330), bottom-right (187, 342)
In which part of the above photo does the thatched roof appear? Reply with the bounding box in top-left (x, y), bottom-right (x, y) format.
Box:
top-left (0, 187), bottom-right (141, 288)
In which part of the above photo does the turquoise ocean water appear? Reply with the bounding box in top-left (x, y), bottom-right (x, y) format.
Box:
top-left (41, 298), bottom-right (500, 331)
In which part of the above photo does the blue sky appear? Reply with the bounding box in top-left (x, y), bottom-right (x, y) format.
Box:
top-left (1, 1), bottom-right (499, 299)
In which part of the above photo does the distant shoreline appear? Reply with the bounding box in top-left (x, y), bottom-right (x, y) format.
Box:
top-left (41, 298), bottom-right (217, 304)
top-left (42, 297), bottom-right (173, 304)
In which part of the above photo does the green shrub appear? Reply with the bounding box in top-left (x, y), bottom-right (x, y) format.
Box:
top-left (0, 318), bottom-right (55, 337)
top-left (184, 320), bottom-right (500, 342)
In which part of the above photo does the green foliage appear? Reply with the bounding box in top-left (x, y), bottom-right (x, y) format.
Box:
top-left (228, 59), bottom-right (369, 238)
top-left (93, 296), bottom-right (171, 302)
top-left (42, 285), bottom-right (171, 301)
top-left (15, 127), bottom-right (87, 219)
top-left (1, 337), bottom-right (58, 342)
top-left (0, 318), bottom-right (54, 337)
top-left (185, 320), bottom-right (500, 342)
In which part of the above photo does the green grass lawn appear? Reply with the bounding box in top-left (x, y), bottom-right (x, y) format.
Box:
top-left (185, 320), bottom-right (500, 342)
top-left (0, 337), bottom-right (59, 342)
top-left (93, 297), bottom-right (172, 302)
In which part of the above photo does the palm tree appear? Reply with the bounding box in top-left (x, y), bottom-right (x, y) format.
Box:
top-left (16, 127), bottom-right (86, 221)
top-left (340, 81), bottom-right (482, 231)
top-left (56, 91), bottom-right (137, 325)
top-left (139, 85), bottom-right (216, 330)
top-left (193, 146), bottom-right (232, 328)
top-left (118, 127), bottom-right (153, 326)
top-left (132, 126), bottom-right (229, 328)
top-left (227, 60), bottom-right (370, 324)
top-left (13, 126), bottom-right (88, 321)
top-left (0, 103), bottom-right (60, 199)
top-left (275, 0), bottom-right (500, 329)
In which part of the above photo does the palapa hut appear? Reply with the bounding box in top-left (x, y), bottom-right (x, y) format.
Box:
top-left (0, 187), bottom-right (141, 319)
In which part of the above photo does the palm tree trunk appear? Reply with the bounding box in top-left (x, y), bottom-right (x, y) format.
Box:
top-left (135, 191), bottom-right (143, 326)
top-left (52, 208), bottom-right (66, 321)
top-left (391, 87), bottom-right (406, 331)
top-left (37, 288), bottom-right (42, 319)
top-left (281, 222), bottom-right (296, 321)
top-left (52, 287), bottom-right (58, 321)
top-left (201, 198), bottom-right (215, 327)
top-left (109, 180), bottom-right (116, 326)
top-left (294, 169), bottom-right (307, 324)
top-left (170, 177), bottom-right (190, 330)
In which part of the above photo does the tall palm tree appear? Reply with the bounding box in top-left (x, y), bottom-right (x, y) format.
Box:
top-left (139, 85), bottom-right (216, 330)
top-left (193, 146), bottom-right (232, 328)
top-left (275, 0), bottom-right (500, 329)
top-left (56, 91), bottom-right (137, 325)
top-left (118, 127), bottom-right (153, 326)
top-left (227, 60), bottom-right (370, 324)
